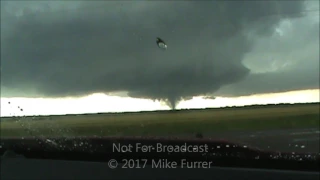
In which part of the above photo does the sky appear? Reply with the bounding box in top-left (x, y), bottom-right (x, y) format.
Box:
top-left (0, 1), bottom-right (319, 117)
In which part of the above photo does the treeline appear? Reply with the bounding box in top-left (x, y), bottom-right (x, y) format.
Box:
top-left (1, 102), bottom-right (319, 121)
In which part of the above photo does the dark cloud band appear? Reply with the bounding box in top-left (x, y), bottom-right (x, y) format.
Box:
top-left (1, 1), bottom-right (314, 109)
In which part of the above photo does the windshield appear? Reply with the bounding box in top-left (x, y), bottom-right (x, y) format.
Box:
top-left (1, 0), bottom-right (319, 157)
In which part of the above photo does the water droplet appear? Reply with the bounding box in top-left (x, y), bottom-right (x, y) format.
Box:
top-left (156, 37), bottom-right (167, 50)
top-left (45, 139), bottom-right (58, 146)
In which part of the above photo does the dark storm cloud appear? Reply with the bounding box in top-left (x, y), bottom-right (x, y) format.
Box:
top-left (216, 11), bottom-right (319, 97)
top-left (1, 1), bottom-right (309, 108)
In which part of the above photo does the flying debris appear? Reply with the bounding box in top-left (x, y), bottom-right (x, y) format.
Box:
top-left (156, 37), bottom-right (167, 50)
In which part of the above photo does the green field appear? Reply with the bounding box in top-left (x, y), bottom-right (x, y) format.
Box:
top-left (0, 103), bottom-right (319, 137)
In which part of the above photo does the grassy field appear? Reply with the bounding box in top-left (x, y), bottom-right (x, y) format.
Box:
top-left (0, 103), bottom-right (319, 137)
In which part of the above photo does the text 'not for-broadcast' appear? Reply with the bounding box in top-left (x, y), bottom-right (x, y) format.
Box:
top-left (112, 142), bottom-right (209, 153)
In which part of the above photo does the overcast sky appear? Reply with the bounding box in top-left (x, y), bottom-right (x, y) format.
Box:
top-left (1, 1), bottom-right (319, 109)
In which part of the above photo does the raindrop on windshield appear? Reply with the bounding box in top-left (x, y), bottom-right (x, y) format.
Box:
top-left (156, 37), bottom-right (167, 50)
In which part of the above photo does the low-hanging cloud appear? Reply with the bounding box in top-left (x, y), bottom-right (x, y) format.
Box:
top-left (1, 1), bottom-right (315, 109)
top-left (216, 10), bottom-right (319, 97)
